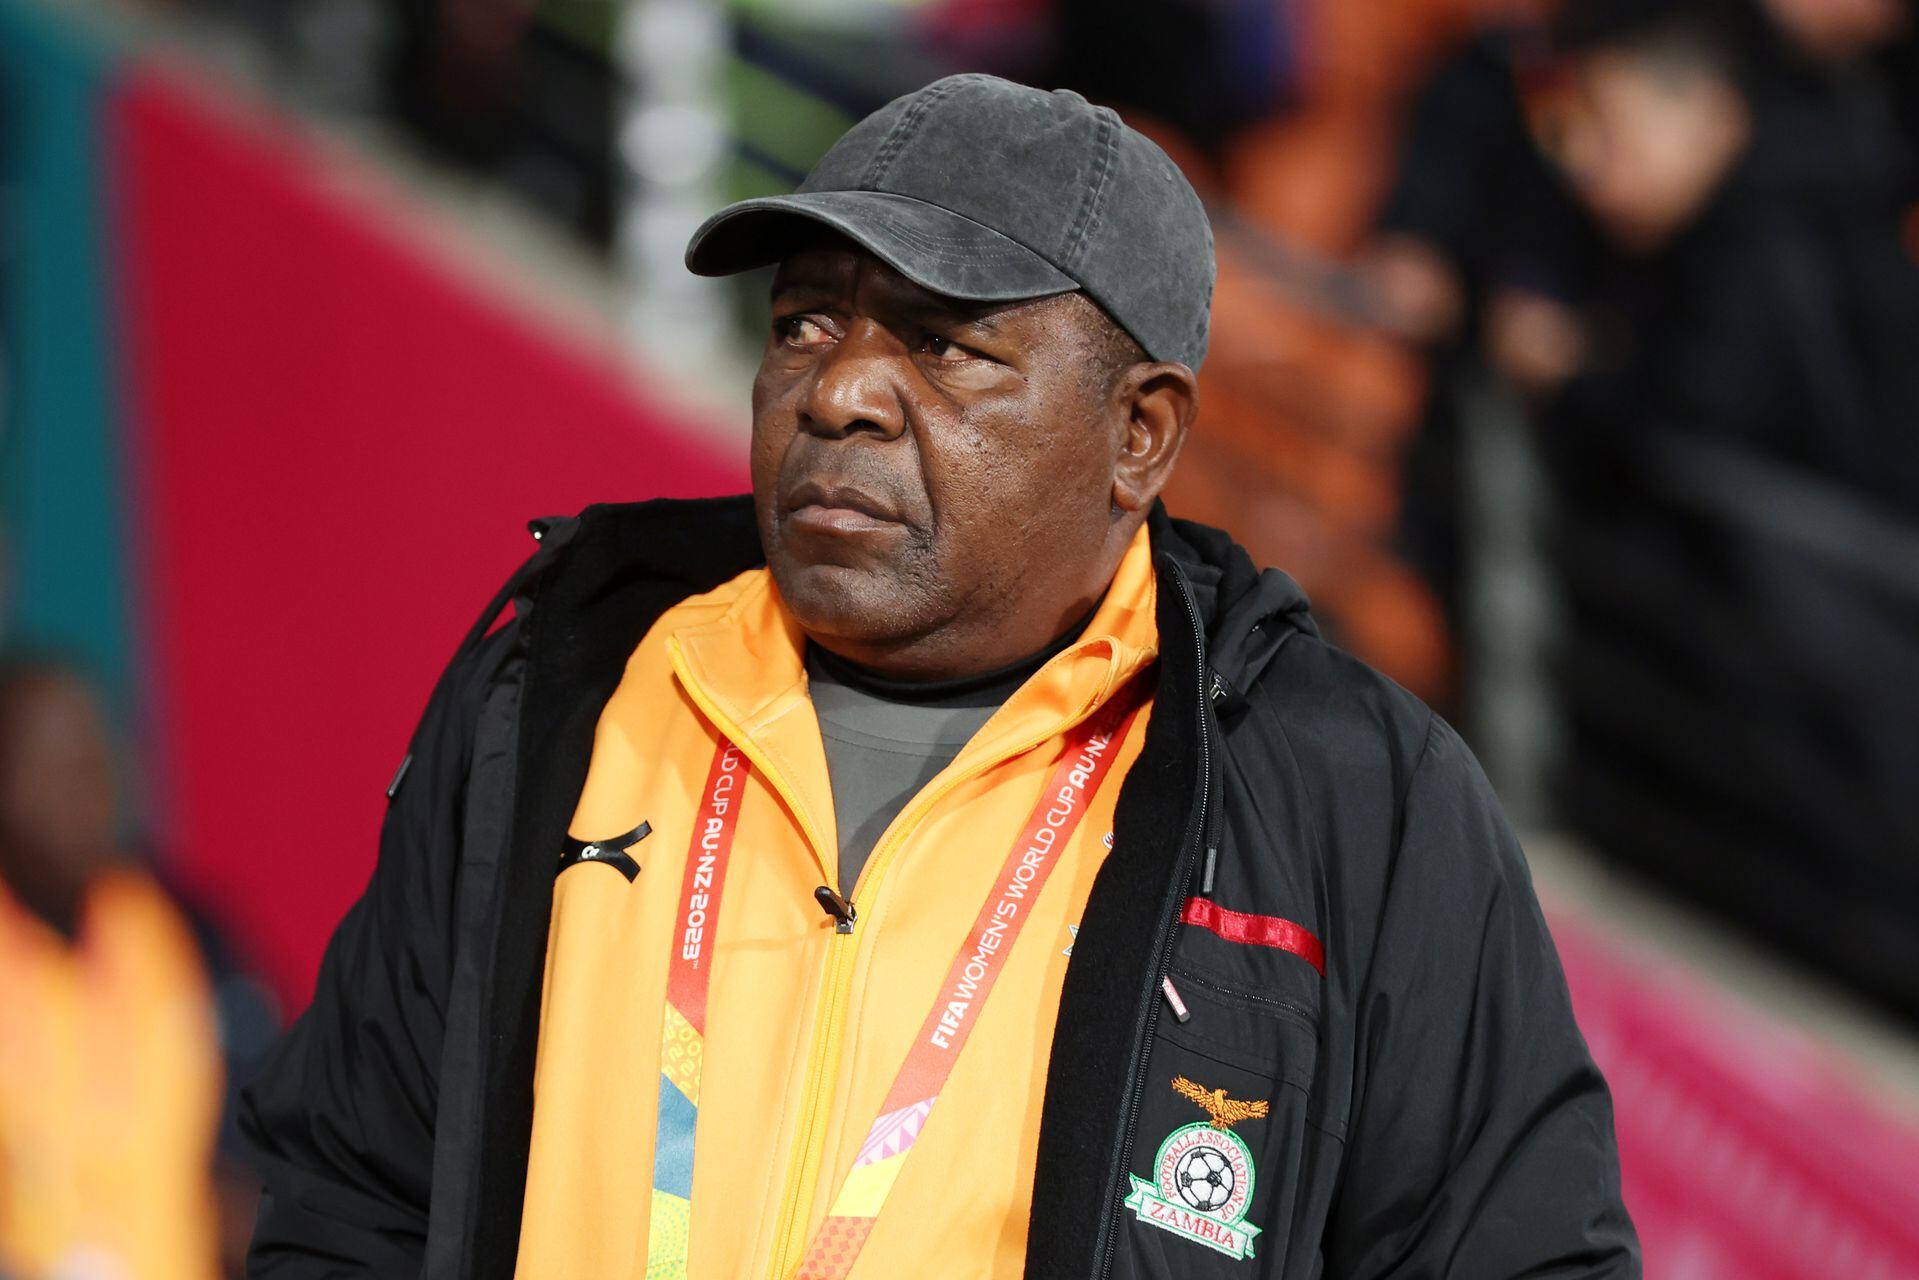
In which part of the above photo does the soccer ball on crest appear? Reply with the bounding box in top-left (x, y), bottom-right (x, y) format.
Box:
top-left (1174, 1145), bottom-right (1235, 1212)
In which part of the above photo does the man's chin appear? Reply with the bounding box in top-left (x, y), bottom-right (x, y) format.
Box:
top-left (768, 558), bottom-right (933, 649)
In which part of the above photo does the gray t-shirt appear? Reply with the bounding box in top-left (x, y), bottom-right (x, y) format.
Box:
top-left (806, 636), bottom-right (1075, 898)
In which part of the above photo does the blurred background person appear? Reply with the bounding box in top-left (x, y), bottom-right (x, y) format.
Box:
top-left (1368, 0), bottom-right (1919, 1013)
top-left (0, 660), bottom-right (276, 1280)
top-left (1535, 3), bottom-right (1919, 1016)
top-left (0, 659), bottom-right (220, 1280)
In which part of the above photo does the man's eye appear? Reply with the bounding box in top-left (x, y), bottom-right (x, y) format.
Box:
top-left (778, 316), bottom-right (832, 346)
top-left (923, 335), bottom-right (971, 362)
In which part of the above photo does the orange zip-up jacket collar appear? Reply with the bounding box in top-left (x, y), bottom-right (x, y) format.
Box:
top-left (517, 524), bottom-right (1159, 1277)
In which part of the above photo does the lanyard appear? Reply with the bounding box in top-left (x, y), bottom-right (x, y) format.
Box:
top-left (795, 684), bottom-right (1145, 1279)
top-left (647, 741), bottom-right (748, 1277)
top-left (644, 683), bottom-right (1143, 1278)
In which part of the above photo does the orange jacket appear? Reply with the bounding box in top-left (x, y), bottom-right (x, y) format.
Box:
top-left (516, 527), bottom-right (1159, 1277)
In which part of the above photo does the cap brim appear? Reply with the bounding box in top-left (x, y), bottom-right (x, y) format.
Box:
top-left (684, 190), bottom-right (1077, 302)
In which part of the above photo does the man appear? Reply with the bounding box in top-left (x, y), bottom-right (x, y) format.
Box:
top-left (0, 661), bottom-right (224, 1280)
top-left (243, 75), bottom-right (1637, 1278)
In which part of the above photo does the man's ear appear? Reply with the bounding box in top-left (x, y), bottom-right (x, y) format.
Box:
top-left (1112, 362), bottom-right (1198, 515)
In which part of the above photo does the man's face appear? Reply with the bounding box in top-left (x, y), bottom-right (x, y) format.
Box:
top-left (752, 241), bottom-right (1131, 673)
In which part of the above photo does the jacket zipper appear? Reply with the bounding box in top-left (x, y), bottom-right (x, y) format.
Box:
top-left (665, 658), bottom-right (842, 1279)
top-left (764, 705), bottom-right (1110, 1277)
top-left (767, 927), bottom-right (857, 1278)
top-left (1092, 558), bottom-right (1213, 1280)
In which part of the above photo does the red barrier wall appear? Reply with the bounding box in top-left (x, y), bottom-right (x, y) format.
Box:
top-left (1556, 919), bottom-right (1919, 1277)
top-left (110, 66), bottom-right (745, 1007)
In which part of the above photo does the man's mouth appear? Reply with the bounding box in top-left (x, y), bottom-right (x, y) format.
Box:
top-left (785, 481), bottom-right (903, 534)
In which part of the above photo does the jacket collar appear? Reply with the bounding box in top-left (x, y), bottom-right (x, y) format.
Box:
top-left (1146, 504), bottom-right (1316, 716)
top-left (662, 525), bottom-right (1162, 881)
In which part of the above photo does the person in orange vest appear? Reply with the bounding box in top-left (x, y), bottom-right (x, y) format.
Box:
top-left (0, 661), bottom-right (223, 1280)
top-left (243, 76), bottom-right (1635, 1279)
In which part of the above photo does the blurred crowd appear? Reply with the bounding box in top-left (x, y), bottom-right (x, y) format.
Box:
top-left (4, 0), bottom-right (1918, 1274)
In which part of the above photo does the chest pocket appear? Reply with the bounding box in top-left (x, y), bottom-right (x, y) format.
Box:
top-left (1111, 962), bottom-right (1322, 1280)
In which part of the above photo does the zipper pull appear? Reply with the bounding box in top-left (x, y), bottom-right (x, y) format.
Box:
top-left (814, 885), bottom-right (857, 934)
top-left (1161, 975), bottom-right (1191, 1024)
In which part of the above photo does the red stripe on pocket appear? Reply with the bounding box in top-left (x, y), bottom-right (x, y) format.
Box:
top-left (1180, 898), bottom-right (1325, 975)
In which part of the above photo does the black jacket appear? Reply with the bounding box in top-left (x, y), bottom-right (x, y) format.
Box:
top-left (242, 498), bottom-right (1638, 1279)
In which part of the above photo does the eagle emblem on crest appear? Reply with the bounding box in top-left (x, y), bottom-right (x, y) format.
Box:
top-left (1172, 1075), bottom-right (1271, 1130)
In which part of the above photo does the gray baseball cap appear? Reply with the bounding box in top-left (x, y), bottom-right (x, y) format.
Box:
top-left (684, 73), bottom-right (1216, 370)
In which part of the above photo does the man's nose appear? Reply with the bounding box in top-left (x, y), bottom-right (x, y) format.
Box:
top-left (798, 320), bottom-right (906, 440)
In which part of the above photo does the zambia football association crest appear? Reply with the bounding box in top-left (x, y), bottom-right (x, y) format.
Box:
top-left (1123, 1076), bottom-right (1269, 1260)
